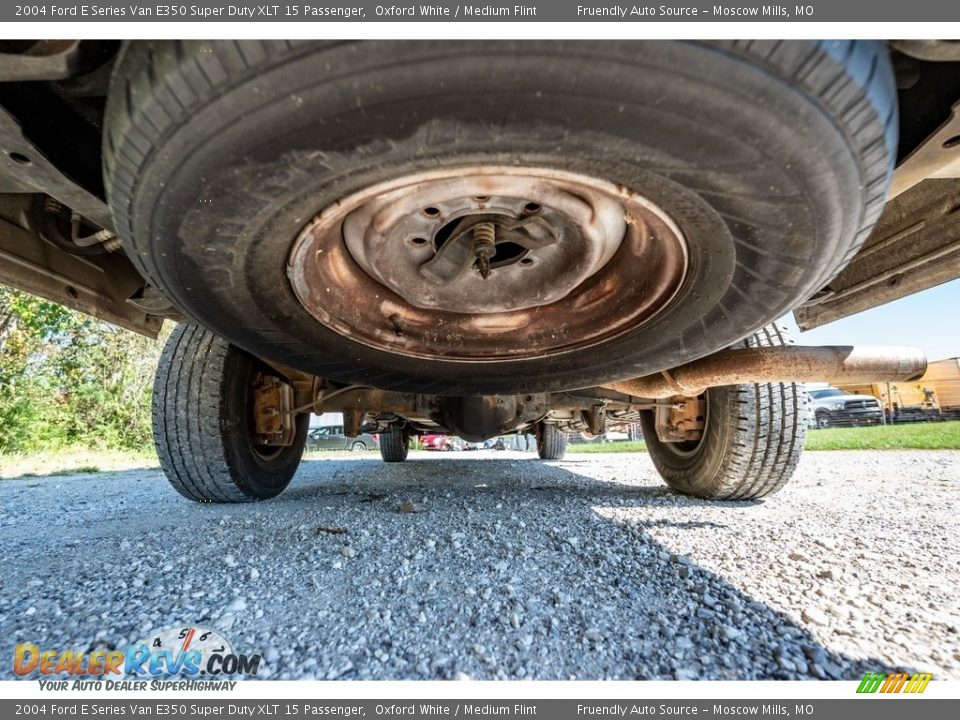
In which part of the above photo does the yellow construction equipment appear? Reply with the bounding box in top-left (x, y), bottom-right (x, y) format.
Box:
top-left (841, 357), bottom-right (960, 420)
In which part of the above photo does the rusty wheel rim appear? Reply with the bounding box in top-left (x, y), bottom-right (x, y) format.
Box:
top-left (287, 167), bottom-right (688, 362)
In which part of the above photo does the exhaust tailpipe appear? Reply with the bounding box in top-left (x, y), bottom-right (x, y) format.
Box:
top-left (601, 346), bottom-right (927, 399)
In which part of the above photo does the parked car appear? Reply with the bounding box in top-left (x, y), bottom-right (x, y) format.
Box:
top-left (420, 434), bottom-right (454, 451)
top-left (808, 387), bottom-right (884, 429)
top-left (306, 426), bottom-right (379, 452)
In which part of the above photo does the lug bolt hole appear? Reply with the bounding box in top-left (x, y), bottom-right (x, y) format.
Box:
top-left (523, 202), bottom-right (542, 214)
top-left (422, 206), bottom-right (441, 218)
top-left (9, 152), bottom-right (30, 165)
top-left (943, 135), bottom-right (960, 149)
top-left (410, 236), bottom-right (428, 247)
top-left (473, 195), bottom-right (490, 202)
top-left (520, 257), bottom-right (534, 266)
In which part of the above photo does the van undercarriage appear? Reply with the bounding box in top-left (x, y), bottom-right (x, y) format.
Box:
top-left (1, 40), bottom-right (956, 501)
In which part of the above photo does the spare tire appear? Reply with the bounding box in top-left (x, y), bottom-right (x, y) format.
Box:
top-left (104, 41), bottom-right (896, 394)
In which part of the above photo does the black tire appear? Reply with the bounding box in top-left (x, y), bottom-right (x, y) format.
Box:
top-left (815, 411), bottom-right (832, 430)
top-left (105, 41), bottom-right (896, 395)
top-left (350, 441), bottom-right (366, 452)
top-left (537, 423), bottom-right (567, 460)
top-left (640, 323), bottom-right (807, 501)
top-left (379, 427), bottom-right (409, 463)
top-left (153, 324), bottom-right (308, 502)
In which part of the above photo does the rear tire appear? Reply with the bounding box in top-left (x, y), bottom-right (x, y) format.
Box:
top-left (153, 324), bottom-right (308, 502)
top-left (350, 441), bottom-right (366, 452)
top-left (536, 423), bottom-right (567, 460)
top-left (379, 427), bottom-right (409, 463)
top-left (640, 323), bottom-right (807, 500)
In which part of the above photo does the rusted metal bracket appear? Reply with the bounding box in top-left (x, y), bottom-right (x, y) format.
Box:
top-left (583, 404), bottom-right (607, 436)
top-left (889, 99), bottom-right (960, 199)
top-left (256, 359), bottom-right (323, 413)
top-left (654, 397), bottom-right (705, 443)
top-left (0, 41), bottom-right (83, 82)
top-left (0, 106), bottom-right (112, 229)
top-left (795, 178), bottom-right (960, 330)
top-left (252, 374), bottom-right (296, 447)
top-left (343, 408), bottom-right (366, 438)
top-left (0, 195), bottom-right (162, 337)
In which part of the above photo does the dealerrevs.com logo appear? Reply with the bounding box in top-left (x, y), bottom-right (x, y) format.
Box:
top-left (13, 626), bottom-right (261, 690)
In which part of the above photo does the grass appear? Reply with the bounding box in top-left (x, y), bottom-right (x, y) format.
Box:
top-left (3, 422), bottom-right (958, 478)
top-left (0, 446), bottom-right (158, 479)
top-left (567, 421), bottom-right (960, 453)
top-left (803, 420), bottom-right (960, 451)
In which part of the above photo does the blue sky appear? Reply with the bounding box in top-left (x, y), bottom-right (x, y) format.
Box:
top-left (780, 278), bottom-right (960, 362)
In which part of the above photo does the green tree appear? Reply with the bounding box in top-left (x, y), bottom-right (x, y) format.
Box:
top-left (0, 285), bottom-right (166, 453)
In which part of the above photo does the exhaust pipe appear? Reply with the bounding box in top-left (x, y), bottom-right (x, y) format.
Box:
top-left (601, 346), bottom-right (927, 399)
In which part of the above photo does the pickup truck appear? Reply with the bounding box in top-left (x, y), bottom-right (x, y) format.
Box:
top-left (808, 387), bottom-right (885, 428)
top-left (0, 40), bottom-right (952, 503)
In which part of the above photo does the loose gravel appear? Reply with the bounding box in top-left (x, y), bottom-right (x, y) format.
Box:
top-left (1, 450), bottom-right (957, 680)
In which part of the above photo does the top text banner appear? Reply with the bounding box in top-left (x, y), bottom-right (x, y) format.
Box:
top-left (5, 1), bottom-right (960, 22)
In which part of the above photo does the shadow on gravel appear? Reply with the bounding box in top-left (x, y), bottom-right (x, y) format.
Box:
top-left (286, 457), bottom-right (906, 680)
top-left (0, 455), bottom-right (909, 681)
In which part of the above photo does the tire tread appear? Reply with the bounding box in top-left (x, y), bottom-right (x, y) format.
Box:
top-left (537, 423), bottom-right (567, 461)
top-left (379, 428), bottom-right (409, 463)
top-left (642, 322), bottom-right (807, 500)
top-left (153, 324), bottom-right (303, 502)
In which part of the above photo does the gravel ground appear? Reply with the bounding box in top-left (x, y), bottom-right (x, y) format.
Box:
top-left (1, 449), bottom-right (957, 681)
